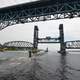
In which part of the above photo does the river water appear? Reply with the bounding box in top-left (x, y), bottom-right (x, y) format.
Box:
top-left (0, 51), bottom-right (80, 80)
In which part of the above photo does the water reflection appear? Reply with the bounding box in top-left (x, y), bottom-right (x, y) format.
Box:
top-left (53, 54), bottom-right (80, 80)
top-left (29, 56), bottom-right (55, 80)
top-left (29, 54), bottom-right (74, 80)
top-left (57, 55), bottom-right (70, 80)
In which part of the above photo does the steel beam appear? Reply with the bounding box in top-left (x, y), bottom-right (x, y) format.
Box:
top-left (38, 42), bottom-right (59, 43)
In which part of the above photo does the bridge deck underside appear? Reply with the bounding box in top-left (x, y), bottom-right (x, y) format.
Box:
top-left (0, 0), bottom-right (80, 30)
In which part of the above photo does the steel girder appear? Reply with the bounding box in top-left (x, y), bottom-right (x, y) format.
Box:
top-left (65, 40), bottom-right (80, 49)
top-left (0, 1), bottom-right (80, 30)
top-left (38, 37), bottom-right (60, 43)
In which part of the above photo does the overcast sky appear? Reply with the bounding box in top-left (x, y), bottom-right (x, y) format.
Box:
top-left (0, 0), bottom-right (80, 51)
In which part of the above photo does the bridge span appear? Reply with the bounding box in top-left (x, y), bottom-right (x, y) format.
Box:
top-left (65, 40), bottom-right (80, 49)
top-left (0, 40), bottom-right (80, 51)
top-left (0, 0), bottom-right (80, 30)
top-left (0, 41), bottom-right (33, 50)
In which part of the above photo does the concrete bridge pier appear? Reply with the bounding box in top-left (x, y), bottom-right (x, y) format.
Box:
top-left (59, 24), bottom-right (66, 55)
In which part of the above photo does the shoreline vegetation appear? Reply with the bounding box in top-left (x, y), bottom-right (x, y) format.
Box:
top-left (0, 48), bottom-right (44, 52)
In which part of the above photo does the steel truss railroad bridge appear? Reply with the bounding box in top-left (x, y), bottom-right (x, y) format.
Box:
top-left (0, 41), bottom-right (33, 50)
top-left (0, 0), bottom-right (80, 55)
